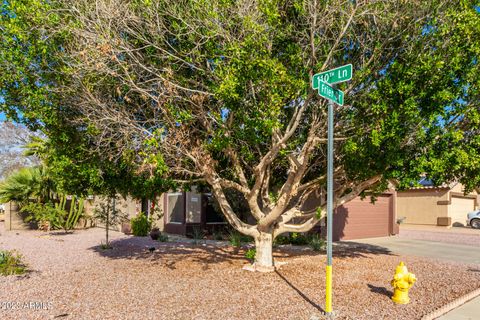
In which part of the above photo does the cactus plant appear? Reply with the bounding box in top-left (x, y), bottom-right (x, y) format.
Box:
top-left (54, 194), bottom-right (85, 232)
top-left (64, 196), bottom-right (85, 232)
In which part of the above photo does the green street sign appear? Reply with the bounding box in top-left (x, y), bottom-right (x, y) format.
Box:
top-left (318, 81), bottom-right (344, 106)
top-left (312, 64), bottom-right (352, 89)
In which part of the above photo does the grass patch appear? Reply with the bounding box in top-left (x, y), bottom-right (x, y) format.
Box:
top-left (0, 250), bottom-right (27, 276)
top-left (245, 248), bottom-right (256, 262)
top-left (157, 233), bottom-right (169, 242)
top-left (308, 234), bottom-right (326, 251)
top-left (99, 242), bottom-right (113, 250)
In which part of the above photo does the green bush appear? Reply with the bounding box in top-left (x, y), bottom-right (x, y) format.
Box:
top-left (191, 227), bottom-right (205, 244)
top-left (274, 235), bottom-right (290, 246)
top-left (21, 195), bottom-right (85, 232)
top-left (289, 232), bottom-right (309, 245)
top-left (0, 250), bottom-right (27, 276)
top-left (99, 241), bottom-right (113, 250)
top-left (131, 212), bottom-right (151, 236)
top-left (212, 229), bottom-right (225, 241)
top-left (157, 233), bottom-right (169, 242)
top-left (240, 234), bottom-right (253, 243)
top-left (274, 233), bottom-right (322, 246)
top-left (22, 202), bottom-right (63, 230)
top-left (245, 248), bottom-right (256, 261)
top-left (228, 230), bottom-right (242, 248)
top-left (308, 234), bottom-right (326, 251)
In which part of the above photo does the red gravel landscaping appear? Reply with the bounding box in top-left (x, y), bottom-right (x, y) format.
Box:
top-left (1, 225), bottom-right (479, 320)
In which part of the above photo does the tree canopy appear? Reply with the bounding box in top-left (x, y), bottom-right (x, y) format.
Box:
top-left (0, 0), bottom-right (173, 199)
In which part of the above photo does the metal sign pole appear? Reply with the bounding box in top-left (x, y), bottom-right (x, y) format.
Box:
top-left (325, 95), bottom-right (334, 316)
top-left (313, 63), bottom-right (351, 317)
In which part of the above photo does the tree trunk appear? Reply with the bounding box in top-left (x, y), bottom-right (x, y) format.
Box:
top-left (254, 232), bottom-right (274, 272)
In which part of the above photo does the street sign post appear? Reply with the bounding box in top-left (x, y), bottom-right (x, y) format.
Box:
top-left (317, 81), bottom-right (344, 106)
top-left (312, 63), bottom-right (352, 89)
top-left (312, 64), bottom-right (352, 317)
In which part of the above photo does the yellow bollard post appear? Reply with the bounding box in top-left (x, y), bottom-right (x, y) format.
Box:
top-left (391, 262), bottom-right (416, 304)
top-left (325, 265), bottom-right (332, 313)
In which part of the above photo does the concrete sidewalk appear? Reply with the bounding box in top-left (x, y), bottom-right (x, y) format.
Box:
top-left (438, 296), bottom-right (480, 320)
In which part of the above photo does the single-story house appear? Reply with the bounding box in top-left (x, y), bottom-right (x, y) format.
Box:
top-left (1, 191), bottom-right (224, 235)
top-left (396, 180), bottom-right (479, 227)
top-left (3, 187), bottom-right (399, 241)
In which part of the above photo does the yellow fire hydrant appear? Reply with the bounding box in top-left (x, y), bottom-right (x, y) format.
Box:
top-left (391, 261), bottom-right (416, 304)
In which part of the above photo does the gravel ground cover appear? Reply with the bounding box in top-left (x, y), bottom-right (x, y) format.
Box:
top-left (1, 223), bottom-right (479, 320)
top-left (399, 228), bottom-right (480, 246)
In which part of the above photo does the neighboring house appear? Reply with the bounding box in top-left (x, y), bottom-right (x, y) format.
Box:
top-left (396, 179), bottom-right (479, 227)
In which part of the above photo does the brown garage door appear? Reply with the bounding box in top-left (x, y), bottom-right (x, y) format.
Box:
top-left (333, 195), bottom-right (393, 241)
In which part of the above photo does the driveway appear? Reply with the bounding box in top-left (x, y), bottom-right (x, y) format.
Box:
top-left (399, 224), bottom-right (480, 247)
top-left (345, 236), bottom-right (480, 264)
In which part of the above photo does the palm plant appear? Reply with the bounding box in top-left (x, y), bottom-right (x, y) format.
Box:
top-left (22, 136), bottom-right (49, 159)
top-left (0, 166), bottom-right (55, 204)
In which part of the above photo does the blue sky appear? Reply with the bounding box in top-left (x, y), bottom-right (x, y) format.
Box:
top-left (0, 94), bottom-right (4, 121)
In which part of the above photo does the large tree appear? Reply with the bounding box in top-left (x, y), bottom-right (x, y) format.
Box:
top-left (2, 0), bottom-right (480, 270)
top-left (0, 0), bottom-right (173, 200)
top-left (0, 122), bottom-right (40, 179)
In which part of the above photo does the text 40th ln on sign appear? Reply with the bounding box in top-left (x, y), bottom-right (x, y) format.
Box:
top-left (312, 64), bottom-right (352, 107)
top-left (312, 64), bottom-right (352, 88)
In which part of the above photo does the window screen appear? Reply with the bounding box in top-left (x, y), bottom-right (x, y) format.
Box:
top-left (167, 193), bottom-right (184, 223)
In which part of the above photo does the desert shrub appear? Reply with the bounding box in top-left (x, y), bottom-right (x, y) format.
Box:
top-left (245, 248), bottom-right (256, 261)
top-left (21, 195), bottom-right (85, 232)
top-left (228, 230), bottom-right (242, 247)
top-left (274, 235), bottom-right (290, 246)
top-left (228, 230), bottom-right (253, 247)
top-left (240, 234), bottom-right (253, 243)
top-left (0, 250), bottom-right (27, 276)
top-left (131, 212), bottom-right (151, 236)
top-left (212, 229), bottom-right (225, 241)
top-left (99, 241), bottom-right (112, 250)
top-left (308, 234), bottom-right (326, 251)
top-left (274, 233), bottom-right (322, 246)
top-left (289, 232), bottom-right (309, 245)
top-left (157, 232), bottom-right (168, 242)
top-left (191, 227), bottom-right (205, 244)
top-left (22, 202), bottom-right (63, 230)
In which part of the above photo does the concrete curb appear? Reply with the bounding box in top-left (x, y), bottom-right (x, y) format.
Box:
top-left (421, 287), bottom-right (480, 320)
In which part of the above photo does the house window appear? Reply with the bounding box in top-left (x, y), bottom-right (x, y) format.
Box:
top-left (186, 194), bottom-right (201, 223)
top-left (167, 192), bottom-right (184, 224)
